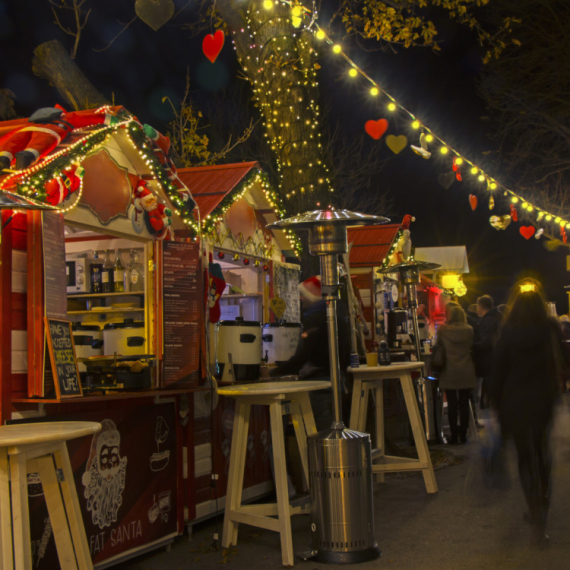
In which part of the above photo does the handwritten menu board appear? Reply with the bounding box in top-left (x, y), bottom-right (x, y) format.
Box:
top-left (44, 317), bottom-right (82, 398)
top-left (42, 212), bottom-right (67, 319)
top-left (272, 261), bottom-right (301, 323)
top-left (162, 241), bottom-right (201, 387)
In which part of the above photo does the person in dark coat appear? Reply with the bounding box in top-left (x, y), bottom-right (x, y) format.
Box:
top-left (436, 302), bottom-right (477, 444)
top-left (272, 275), bottom-right (351, 430)
top-left (490, 279), bottom-right (567, 547)
top-left (473, 295), bottom-right (502, 409)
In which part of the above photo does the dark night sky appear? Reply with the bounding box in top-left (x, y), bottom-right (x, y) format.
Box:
top-left (2, 0), bottom-right (568, 311)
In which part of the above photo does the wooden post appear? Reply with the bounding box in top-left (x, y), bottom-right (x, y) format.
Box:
top-left (0, 210), bottom-right (13, 424)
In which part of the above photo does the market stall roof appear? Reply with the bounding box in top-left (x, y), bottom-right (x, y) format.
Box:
top-left (347, 224), bottom-right (402, 267)
top-left (177, 162), bottom-right (259, 220)
top-left (414, 246), bottom-right (469, 274)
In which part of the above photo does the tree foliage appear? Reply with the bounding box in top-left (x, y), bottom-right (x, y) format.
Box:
top-left (478, 0), bottom-right (570, 221)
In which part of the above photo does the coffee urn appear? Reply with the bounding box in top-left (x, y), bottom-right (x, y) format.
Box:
top-left (269, 209), bottom-right (388, 563)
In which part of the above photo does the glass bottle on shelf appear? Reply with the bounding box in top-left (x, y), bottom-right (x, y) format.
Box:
top-left (102, 249), bottom-right (114, 293)
top-left (91, 252), bottom-right (103, 293)
top-left (127, 249), bottom-right (145, 292)
top-left (113, 249), bottom-right (125, 293)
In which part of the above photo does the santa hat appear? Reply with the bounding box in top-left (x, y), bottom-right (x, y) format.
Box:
top-left (298, 275), bottom-right (321, 303)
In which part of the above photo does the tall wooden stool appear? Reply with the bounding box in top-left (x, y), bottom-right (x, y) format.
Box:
top-left (348, 362), bottom-right (438, 494)
top-left (218, 380), bottom-right (330, 567)
top-left (0, 421), bottom-right (101, 570)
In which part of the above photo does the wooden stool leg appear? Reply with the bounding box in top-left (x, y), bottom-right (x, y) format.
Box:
top-left (269, 401), bottom-right (294, 567)
top-left (222, 400), bottom-right (251, 548)
top-left (53, 444), bottom-right (94, 570)
top-left (290, 402), bottom-right (309, 491)
top-left (400, 373), bottom-right (438, 494)
top-left (35, 455), bottom-right (78, 570)
top-left (357, 386), bottom-right (370, 432)
top-left (296, 393), bottom-right (317, 437)
top-left (373, 386), bottom-right (385, 483)
top-left (348, 379), bottom-right (363, 431)
top-left (0, 447), bottom-right (13, 569)
top-left (10, 451), bottom-right (32, 570)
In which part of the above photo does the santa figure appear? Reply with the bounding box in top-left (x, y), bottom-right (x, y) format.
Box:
top-left (0, 105), bottom-right (118, 171)
top-left (142, 123), bottom-right (197, 212)
top-left (133, 179), bottom-right (172, 237)
top-left (81, 419), bottom-right (128, 530)
top-left (206, 255), bottom-right (226, 323)
top-left (400, 214), bottom-right (416, 261)
top-left (44, 163), bottom-right (84, 205)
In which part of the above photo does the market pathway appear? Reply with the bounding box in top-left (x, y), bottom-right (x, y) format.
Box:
top-left (123, 398), bottom-right (570, 570)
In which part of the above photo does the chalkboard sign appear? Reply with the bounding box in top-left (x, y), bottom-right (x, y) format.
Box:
top-left (273, 261), bottom-right (301, 323)
top-left (44, 317), bottom-right (83, 398)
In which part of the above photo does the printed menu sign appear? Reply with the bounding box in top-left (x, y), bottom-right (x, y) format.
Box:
top-left (162, 241), bottom-right (201, 387)
top-left (42, 211), bottom-right (67, 319)
top-left (44, 317), bottom-right (82, 398)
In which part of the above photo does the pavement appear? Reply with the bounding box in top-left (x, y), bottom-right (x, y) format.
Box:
top-left (123, 399), bottom-right (570, 570)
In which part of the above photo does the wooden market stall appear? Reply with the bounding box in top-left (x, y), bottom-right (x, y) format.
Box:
top-left (0, 106), bottom-right (207, 567)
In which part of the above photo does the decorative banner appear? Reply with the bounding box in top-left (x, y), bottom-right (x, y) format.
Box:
top-left (364, 119), bottom-right (388, 140)
top-left (489, 196), bottom-right (495, 210)
top-left (202, 30), bottom-right (225, 63)
top-left (386, 134), bottom-right (407, 154)
top-left (469, 194), bottom-right (478, 211)
top-left (519, 225), bottom-right (536, 240)
top-left (489, 215), bottom-right (512, 230)
top-left (135, 0), bottom-right (175, 30)
top-left (438, 172), bottom-right (455, 190)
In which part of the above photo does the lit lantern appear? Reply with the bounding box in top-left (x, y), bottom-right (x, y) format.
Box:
top-left (441, 274), bottom-right (460, 289)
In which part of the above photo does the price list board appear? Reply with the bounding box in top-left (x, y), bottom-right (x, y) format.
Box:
top-left (42, 211), bottom-right (67, 319)
top-left (162, 241), bottom-right (201, 387)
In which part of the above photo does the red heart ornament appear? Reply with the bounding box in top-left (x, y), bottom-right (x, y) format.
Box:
top-left (364, 119), bottom-right (389, 140)
top-left (519, 225), bottom-right (536, 240)
top-left (469, 194), bottom-right (477, 211)
top-left (202, 30), bottom-right (225, 63)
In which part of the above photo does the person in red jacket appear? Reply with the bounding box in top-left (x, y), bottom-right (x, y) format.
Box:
top-left (0, 106), bottom-right (118, 171)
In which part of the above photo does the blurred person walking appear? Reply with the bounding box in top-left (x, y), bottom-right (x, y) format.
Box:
top-left (436, 302), bottom-right (477, 444)
top-left (473, 295), bottom-right (502, 409)
top-left (490, 279), bottom-right (568, 547)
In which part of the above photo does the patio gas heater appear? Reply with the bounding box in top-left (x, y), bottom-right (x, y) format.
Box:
top-left (269, 209), bottom-right (388, 564)
top-left (377, 260), bottom-right (441, 442)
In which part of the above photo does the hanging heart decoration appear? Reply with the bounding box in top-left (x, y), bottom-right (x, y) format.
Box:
top-left (489, 215), bottom-right (512, 230)
top-left (544, 239), bottom-right (563, 251)
top-left (135, 0), bottom-right (175, 30)
top-left (469, 194), bottom-right (478, 211)
top-left (364, 119), bottom-right (389, 140)
top-left (202, 30), bottom-right (225, 63)
top-left (510, 203), bottom-right (518, 222)
top-left (519, 225), bottom-right (535, 240)
top-left (386, 134), bottom-right (407, 154)
top-left (535, 228), bottom-right (544, 239)
top-left (438, 172), bottom-right (455, 190)
top-left (489, 196), bottom-right (495, 210)
top-left (452, 156), bottom-right (462, 181)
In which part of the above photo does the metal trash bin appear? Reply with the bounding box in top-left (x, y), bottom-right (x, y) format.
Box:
top-left (308, 428), bottom-right (380, 564)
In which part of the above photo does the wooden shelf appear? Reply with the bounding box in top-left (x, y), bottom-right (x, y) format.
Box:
top-left (222, 293), bottom-right (263, 298)
top-left (67, 307), bottom-right (144, 315)
top-left (12, 387), bottom-right (210, 405)
top-left (67, 292), bottom-right (144, 299)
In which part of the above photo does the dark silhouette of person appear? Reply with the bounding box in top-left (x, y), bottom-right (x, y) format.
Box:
top-left (490, 279), bottom-right (568, 547)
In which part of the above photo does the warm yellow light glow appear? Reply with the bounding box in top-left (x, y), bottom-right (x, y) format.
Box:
top-left (454, 281), bottom-right (467, 297)
top-left (478, 174), bottom-right (485, 182)
top-left (349, 68), bottom-right (358, 77)
top-left (528, 205), bottom-right (534, 212)
top-left (411, 120), bottom-right (420, 129)
top-left (263, 0), bottom-right (273, 9)
top-left (520, 283), bottom-right (535, 293)
top-left (490, 182), bottom-right (497, 190)
top-left (511, 197), bottom-right (519, 203)
top-left (316, 29), bottom-right (325, 40)
top-left (546, 215), bottom-right (552, 221)
top-left (291, 6), bottom-right (302, 16)
top-left (555, 216), bottom-right (562, 223)
top-left (455, 157), bottom-right (463, 166)
top-left (470, 167), bottom-right (478, 175)
top-left (440, 147), bottom-right (449, 155)
top-left (370, 87), bottom-right (379, 96)
top-left (441, 274), bottom-right (460, 289)
top-left (333, 44), bottom-right (342, 54)
top-left (387, 103), bottom-right (396, 111)
top-left (425, 134), bottom-right (434, 143)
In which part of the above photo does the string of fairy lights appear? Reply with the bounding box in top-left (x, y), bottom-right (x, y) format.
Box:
top-left (256, 0), bottom-right (570, 240)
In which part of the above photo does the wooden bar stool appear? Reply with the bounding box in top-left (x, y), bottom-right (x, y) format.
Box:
top-left (348, 362), bottom-right (438, 494)
top-left (0, 421), bottom-right (101, 570)
top-left (218, 380), bottom-right (330, 567)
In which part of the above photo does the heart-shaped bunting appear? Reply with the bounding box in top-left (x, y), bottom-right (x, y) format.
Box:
top-left (135, 0), bottom-right (174, 30)
top-left (364, 119), bottom-right (388, 140)
top-left (386, 134), bottom-right (407, 154)
top-left (202, 30), bottom-right (225, 63)
top-left (438, 172), bottom-right (455, 190)
top-left (519, 226), bottom-right (536, 240)
top-left (469, 195), bottom-right (478, 211)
